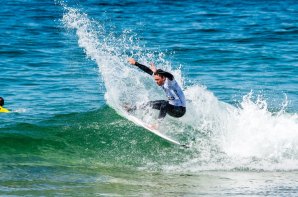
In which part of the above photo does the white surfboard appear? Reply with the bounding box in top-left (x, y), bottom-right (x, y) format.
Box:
top-left (117, 108), bottom-right (188, 147)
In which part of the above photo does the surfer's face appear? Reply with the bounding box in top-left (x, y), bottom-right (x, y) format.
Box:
top-left (154, 75), bottom-right (166, 86)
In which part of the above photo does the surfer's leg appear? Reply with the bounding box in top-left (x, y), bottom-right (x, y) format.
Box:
top-left (167, 105), bottom-right (186, 118)
top-left (147, 100), bottom-right (165, 109)
top-left (141, 101), bottom-right (186, 119)
top-left (125, 100), bottom-right (165, 113)
top-left (147, 100), bottom-right (169, 119)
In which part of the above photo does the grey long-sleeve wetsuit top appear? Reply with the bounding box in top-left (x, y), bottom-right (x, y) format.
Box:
top-left (135, 62), bottom-right (186, 107)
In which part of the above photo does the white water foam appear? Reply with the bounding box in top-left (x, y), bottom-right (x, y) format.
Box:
top-left (13, 108), bottom-right (27, 113)
top-left (62, 6), bottom-right (298, 171)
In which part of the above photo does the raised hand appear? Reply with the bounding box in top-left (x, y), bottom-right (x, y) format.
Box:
top-left (150, 63), bottom-right (157, 73)
top-left (128, 58), bottom-right (136, 65)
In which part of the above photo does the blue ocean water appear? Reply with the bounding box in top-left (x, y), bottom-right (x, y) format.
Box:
top-left (1, 0), bottom-right (298, 195)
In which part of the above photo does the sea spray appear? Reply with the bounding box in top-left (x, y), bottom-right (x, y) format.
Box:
top-left (62, 6), bottom-right (185, 125)
top-left (220, 92), bottom-right (298, 170)
top-left (62, 5), bottom-right (298, 171)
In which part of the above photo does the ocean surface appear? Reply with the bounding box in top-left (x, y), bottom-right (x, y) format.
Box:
top-left (1, 0), bottom-right (298, 196)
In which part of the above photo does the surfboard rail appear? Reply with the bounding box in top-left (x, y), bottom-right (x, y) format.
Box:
top-left (116, 108), bottom-right (189, 147)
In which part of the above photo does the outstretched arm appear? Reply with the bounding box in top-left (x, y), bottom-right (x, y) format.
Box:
top-left (128, 58), bottom-right (174, 80)
top-left (128, 58), bottom-right (153, 76)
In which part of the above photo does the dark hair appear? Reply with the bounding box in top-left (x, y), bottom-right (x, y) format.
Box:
top-left (153, 69), bottom-right (174, 80)
top-left (0, 97), bottom-right (4, 106)
top-left (154, 69), bottom-right (166, 77)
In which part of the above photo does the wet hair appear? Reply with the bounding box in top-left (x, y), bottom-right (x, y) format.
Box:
top-left (154, 69), bottom-right (167, 77)
top-left (154, 69), bottom-right (174, 80)
top-left (0, 97), bottom-right (4, 106)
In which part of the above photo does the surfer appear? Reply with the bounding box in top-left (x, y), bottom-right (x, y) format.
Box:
top-left (128, 58), bottom-right (186, 120)
top-left (0, 97), bottom-right (9, 113)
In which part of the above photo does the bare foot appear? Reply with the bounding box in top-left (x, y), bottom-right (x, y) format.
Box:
top-left (148, 124), bottom-right (159, 130)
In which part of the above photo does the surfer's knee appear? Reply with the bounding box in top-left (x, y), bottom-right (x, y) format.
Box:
top-left (168, 106), bottom-right (186, 118)
top-left (148, 100), bottom-right (167, 110)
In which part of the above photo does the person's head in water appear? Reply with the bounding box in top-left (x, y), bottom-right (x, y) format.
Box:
top-left (154, 69), bottom-right (167, 86)
top-left (0, 97), bottom-right (4, 107)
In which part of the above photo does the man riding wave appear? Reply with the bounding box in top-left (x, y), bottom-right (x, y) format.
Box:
top-left (127, 58), bottom-right (186, 121)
